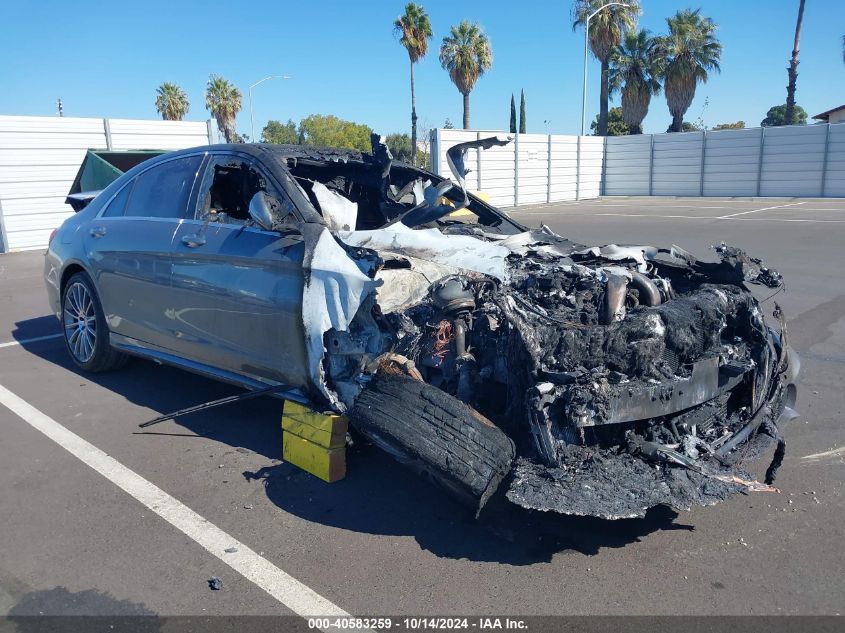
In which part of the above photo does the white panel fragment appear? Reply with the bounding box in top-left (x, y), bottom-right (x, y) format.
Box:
top-left (311, 181), bottom-right (358, 231)
top-left (302, 227), bottom-right (379, 409)
top-left (339, 222), bottom-right (510, 280)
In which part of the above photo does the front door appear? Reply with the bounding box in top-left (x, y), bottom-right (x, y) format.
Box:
top-left (168, 153), bottom-right (309, 386)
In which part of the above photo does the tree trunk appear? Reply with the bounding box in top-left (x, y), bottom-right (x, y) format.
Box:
top-left (463, 93), bottom-right (470, 129)
top-left (670, 114), bottom-right (683, 133)
top-left (785, 0), bottom-right (805, 126)
top-left (598, 58), bottom-right (610, 136)
top-left (630, 124), bottom-right (642, 135)
top-left (216, 115), bottom-right (230, 143)
top-left (410, 59), bottom-right (417, 166)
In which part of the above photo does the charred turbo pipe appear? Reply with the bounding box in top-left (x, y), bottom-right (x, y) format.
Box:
top-left (452, 318), bottom-right (476, 403)
top-left (453, 319), bottom-right (468, 357)
top-left (629, 272), bottom-right (662, 306)
top-left (603, 275), bottom-right (628, 324)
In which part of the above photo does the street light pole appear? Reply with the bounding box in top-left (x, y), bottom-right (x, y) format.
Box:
top-left (580, 2), bottom-right (629, 136)
top-left (249, 75), bottom-right (291, 143)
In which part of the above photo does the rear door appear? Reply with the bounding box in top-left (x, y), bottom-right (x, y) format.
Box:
top-left (169, 152), bottom-right (309, 386)
top-left (84, 153), bottom-right (205, 350)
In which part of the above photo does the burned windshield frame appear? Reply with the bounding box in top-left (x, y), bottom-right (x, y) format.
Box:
top-left (268, 149), bottom-right (525, 234)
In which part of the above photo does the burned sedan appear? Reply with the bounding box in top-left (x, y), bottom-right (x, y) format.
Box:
top-left (45, 136), bottom-right (799, 520)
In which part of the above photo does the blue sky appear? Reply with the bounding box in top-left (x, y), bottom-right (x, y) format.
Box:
top-left (2, 1), bottom-right (844, 136)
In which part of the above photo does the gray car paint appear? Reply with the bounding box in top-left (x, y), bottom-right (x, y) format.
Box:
top-left (169, 219), bottom-right (308, 385)
top-left (46, 146), bottom-right (317, 395)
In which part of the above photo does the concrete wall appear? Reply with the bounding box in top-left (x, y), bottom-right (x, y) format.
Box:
top-left (0, 116), bottom-right (214, 252)
top-left (432, 123), bottom-right (845, 208)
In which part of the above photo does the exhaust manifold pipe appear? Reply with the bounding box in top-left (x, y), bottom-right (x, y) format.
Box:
top-left (629, 271), bottom-right (662, 307)
top-left (604, 272), bottom-right (664, 324)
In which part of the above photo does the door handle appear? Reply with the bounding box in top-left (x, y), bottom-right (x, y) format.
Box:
top-left (181, 234), bottom-right (206, 248)
top-left (89, 226), bottom-right (107, 238)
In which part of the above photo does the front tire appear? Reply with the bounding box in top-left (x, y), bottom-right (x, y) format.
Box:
top-left (350, 373), bottom-right (516, 513)
top-left (61, 272), bottom-right (127, 372)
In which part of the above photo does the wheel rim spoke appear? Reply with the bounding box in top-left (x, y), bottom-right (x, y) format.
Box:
top-left (73, 285), bottom-right (83, 315)
top-left (68, 328), bottom-right (81, 356)
top-left (84, 330), bottom-right (95, 355)
top-left (67, 288), bottom-right (78, 315)
top-left (80, 333), bottom-right (88, 358)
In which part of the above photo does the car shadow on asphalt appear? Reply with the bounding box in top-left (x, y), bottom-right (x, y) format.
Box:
top-left (244, 440), bottom-right (694, 565)
top-left (19, 316), bottom-right (694, 565)
top-left (9, 314), bottom-right (59, 340)
top-left (14, 320), bottom-right (286, 461)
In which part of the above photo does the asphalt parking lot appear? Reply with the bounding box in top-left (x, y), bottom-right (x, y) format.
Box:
top-left (0, 196), bottom-right (843, 619)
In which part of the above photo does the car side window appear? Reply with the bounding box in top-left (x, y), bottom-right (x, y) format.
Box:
top-left (101, 179), bottom-right (135, 217)
top-left (123, 155), bottom-right (203, 219)
top-left (195, 155), bottom-right (297, 227)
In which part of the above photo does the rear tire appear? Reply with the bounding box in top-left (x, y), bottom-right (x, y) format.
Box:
top-left (61, 272), bottom-right (128, 373)
top-left (350, 374), bottom-right (515, 513)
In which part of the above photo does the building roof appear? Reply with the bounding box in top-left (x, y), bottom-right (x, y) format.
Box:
top-left (812, 104), bottom-right (845, 121)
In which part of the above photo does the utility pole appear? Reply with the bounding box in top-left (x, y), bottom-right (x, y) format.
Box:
top-left (249, 75), bottom-right (291, 143)
top-left (56, 98), bottom-right (64, 117)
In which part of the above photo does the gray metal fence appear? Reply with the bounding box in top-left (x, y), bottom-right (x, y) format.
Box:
top-left (0, 115), bottom-right (216, 251)
top-left (431, 123), bottom-right (845, 207)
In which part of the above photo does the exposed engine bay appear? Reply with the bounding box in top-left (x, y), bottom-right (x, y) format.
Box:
top-left (288, 135), bottom-right (799, 520)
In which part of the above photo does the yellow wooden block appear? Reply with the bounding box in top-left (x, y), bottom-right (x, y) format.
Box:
top-left (283, 431), bottom-right (346, 483)
top-left (282, 416), bottom-right (346, 449)
top-left (282, 401), bottom-right (347, 434)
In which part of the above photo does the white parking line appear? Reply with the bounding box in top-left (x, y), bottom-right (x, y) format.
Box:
top-left (590, 213), bottom-right (716, 220)
top-left (0, 383), bottom-right (350, 624)
top-left (587, 203), bottom-right (740, 210)
top-left (0, 333), bottom-right (63, 349)
top-left (801, 446), bottom-right (845, 462)
top-left (717, 201), bottom-right (805, 219)
top-left (788, 208), bottom-right (845, 212)
top-left (512, 211), bottom-right (845, 224)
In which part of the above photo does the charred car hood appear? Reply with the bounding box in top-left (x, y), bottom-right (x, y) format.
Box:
top-left (314, 223), bottom-right (797, 518)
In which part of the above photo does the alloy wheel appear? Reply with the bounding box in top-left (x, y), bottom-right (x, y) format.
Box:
top-left (64, 282), bottom-right (97, 363)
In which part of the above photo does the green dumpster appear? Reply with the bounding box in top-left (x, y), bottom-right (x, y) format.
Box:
top-left (66, 150), bottom-right (165, 211)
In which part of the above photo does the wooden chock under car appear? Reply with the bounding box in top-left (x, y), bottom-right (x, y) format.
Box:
top-left (281, 401), bottom-right (347, 483)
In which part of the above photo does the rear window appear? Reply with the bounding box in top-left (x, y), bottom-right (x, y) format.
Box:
top-left (123, 155), bottom-right (202, 219)
top-left (101, 180), bottom-right (134, 217)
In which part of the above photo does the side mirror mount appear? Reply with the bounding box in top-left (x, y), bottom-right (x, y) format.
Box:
top-left (248, 191), bottom-right (277, 231)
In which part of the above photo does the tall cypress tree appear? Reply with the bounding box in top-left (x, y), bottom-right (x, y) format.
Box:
top-left (519, 89), bottom-right (526, 133)
top-left (509, 94), bottom-right (517, 133)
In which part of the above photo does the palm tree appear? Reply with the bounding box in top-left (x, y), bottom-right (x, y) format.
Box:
top-left (394, 3), bottom-right (432, 166)
top-left (609, 28), bottom-right (662, 135)
top-left (155, 82), bottom-right (189, 121)
top-left (660, 9), bottom-right (722, 133)
top-left (785, 0), bottom-right (806, 125)
top-left (439, 21), bottom-right (493, 129)
top-left (205, 75), bottom-right (242, 143)
top-left (573, 0), bottom-right (641, 136)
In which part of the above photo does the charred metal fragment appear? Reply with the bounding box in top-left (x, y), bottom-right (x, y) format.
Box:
top-left (446, 135), bottom-right (511, 207)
